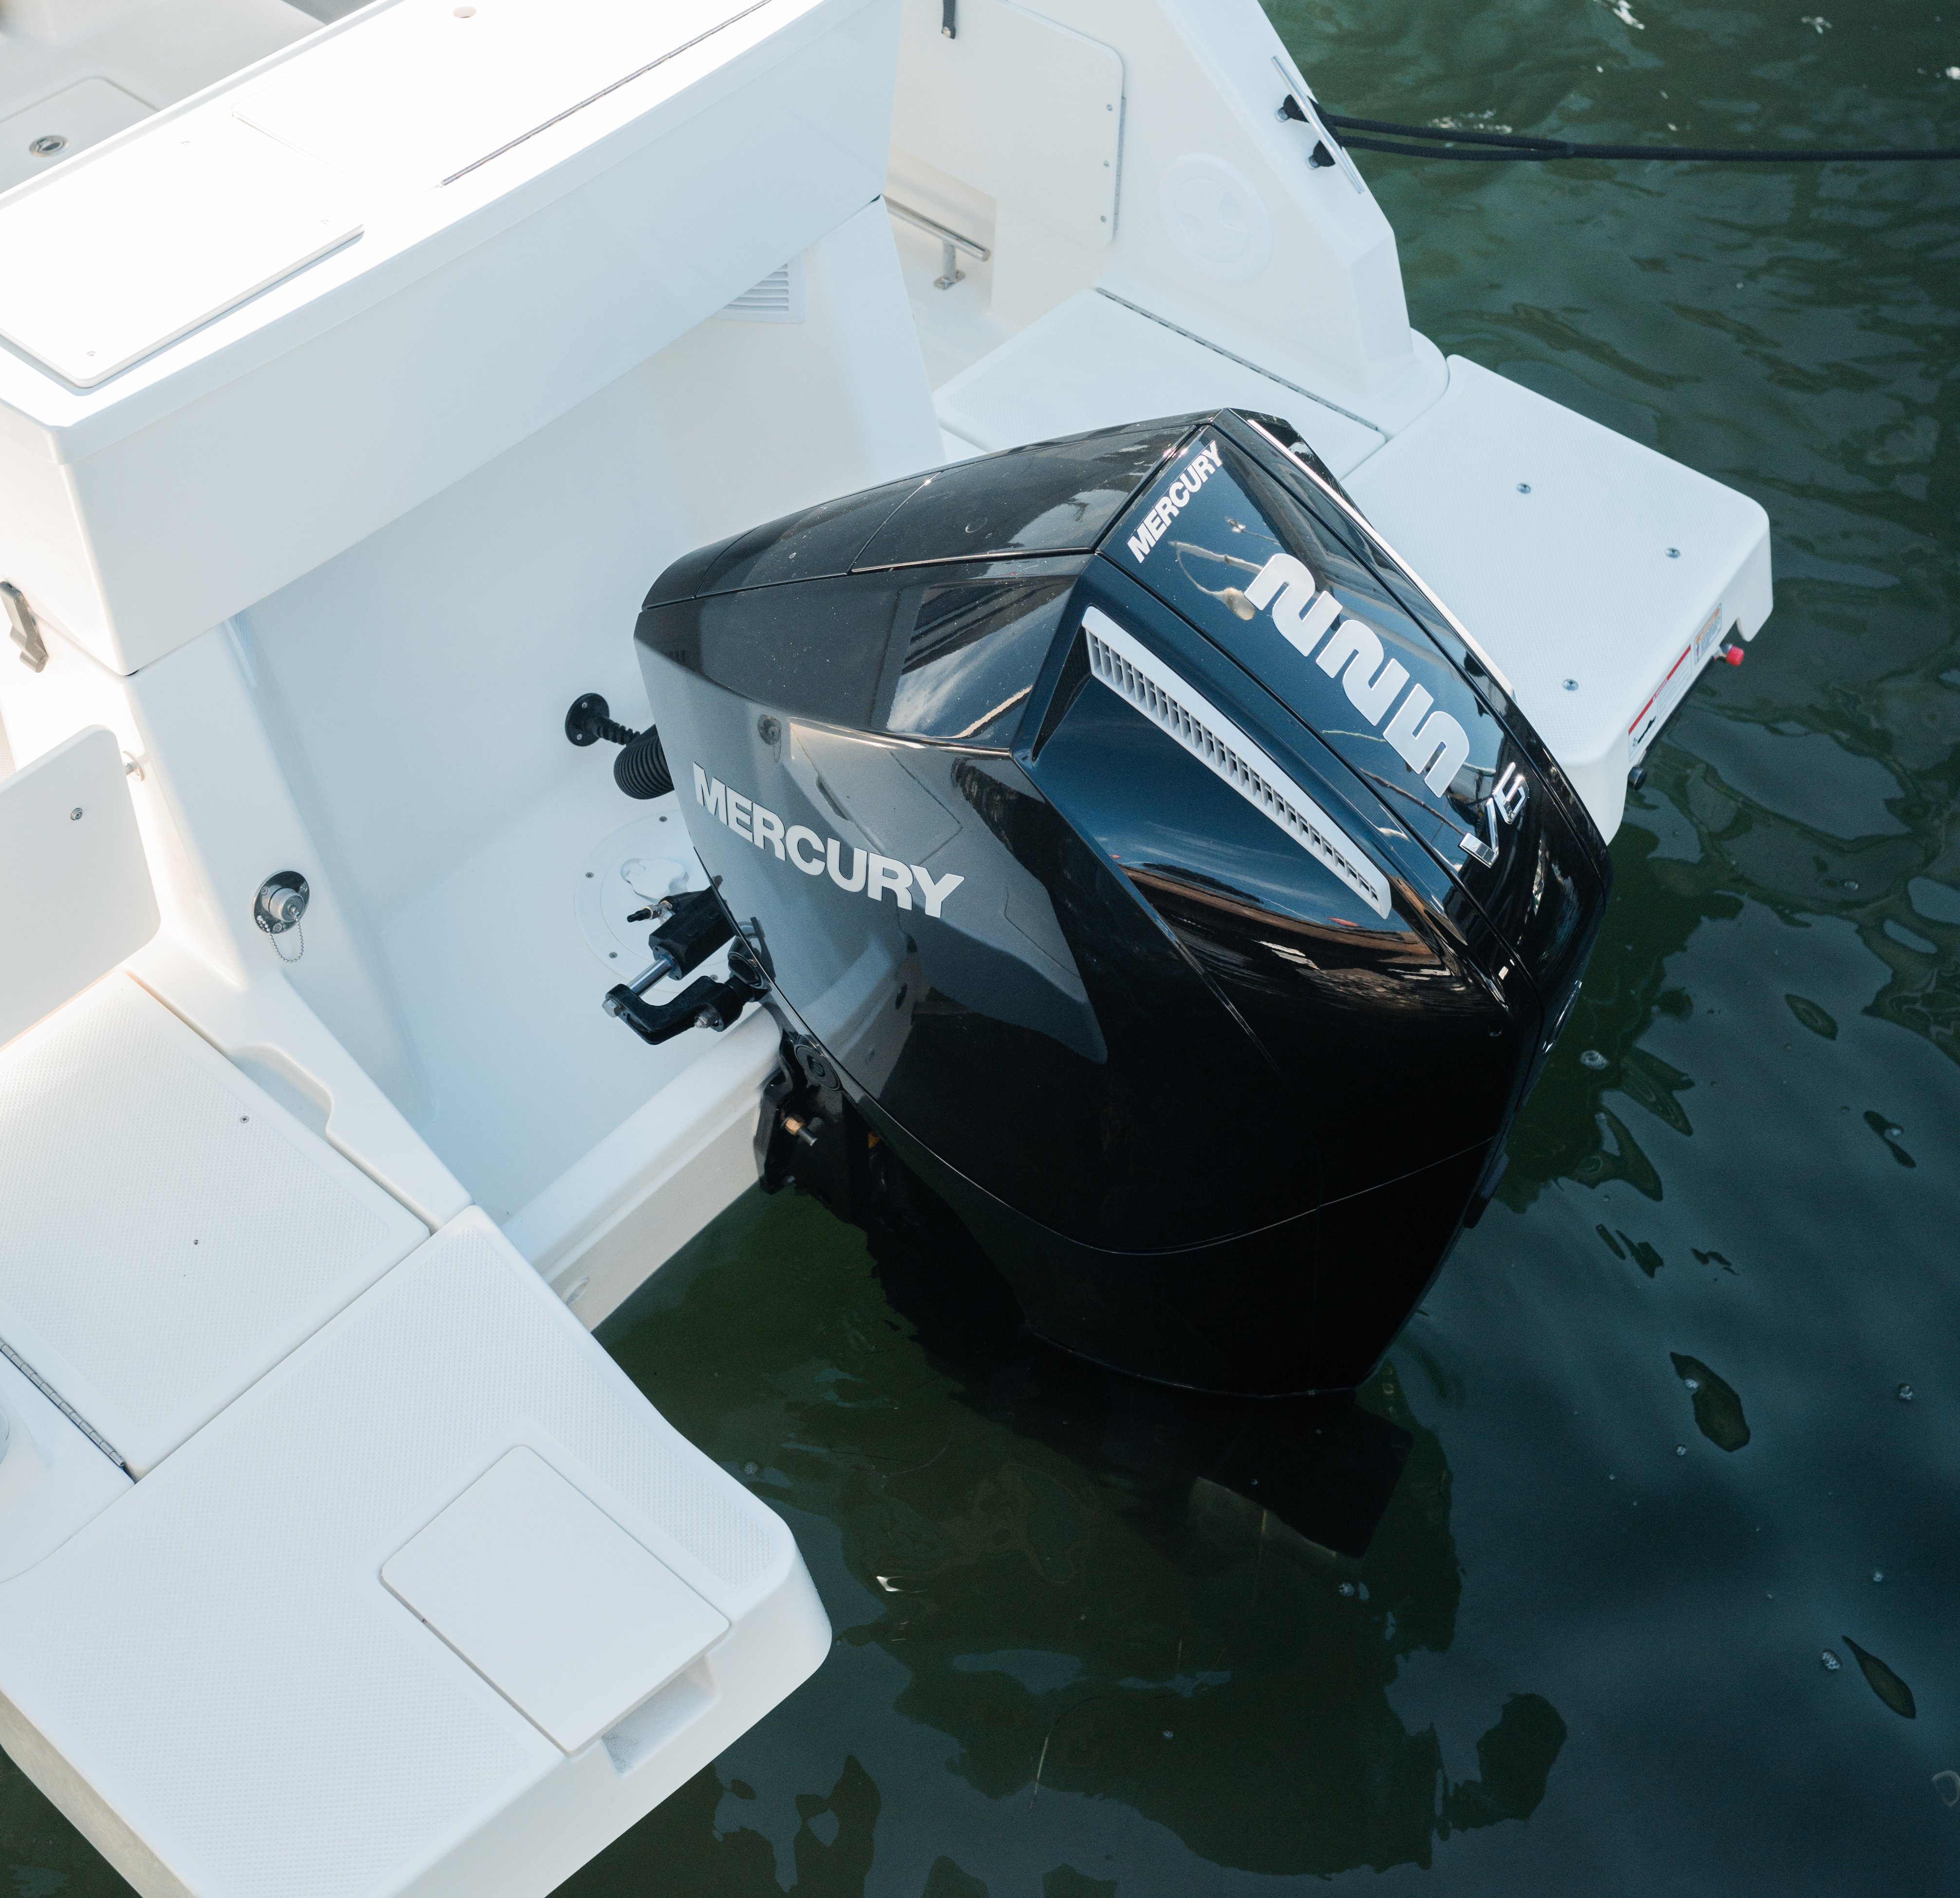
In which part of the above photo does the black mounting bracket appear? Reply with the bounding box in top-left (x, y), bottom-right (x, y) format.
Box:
top-left (603, 939), bottom-right (769, 1046)
top-left (602, 892), bottom-right (769, 1046)
top-left (754, 1034), bottom-right (864, 1217)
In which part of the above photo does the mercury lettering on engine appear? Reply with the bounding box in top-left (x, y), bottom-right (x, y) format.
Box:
top-left (1126, 441), bottom-right (1225, 563)
top-left (692, 765), bottom-right (966, 917)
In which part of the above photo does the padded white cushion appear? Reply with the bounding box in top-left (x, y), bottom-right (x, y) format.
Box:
top-left (0, 976), bottom-right (427, 1474)
top-left (0, 727), bottom-right (158, 1053)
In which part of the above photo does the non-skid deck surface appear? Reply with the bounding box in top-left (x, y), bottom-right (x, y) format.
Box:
top-left (0, 975), bottom-right (426, 1473)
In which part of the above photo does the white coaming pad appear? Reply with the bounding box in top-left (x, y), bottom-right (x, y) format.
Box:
top-left (0, 725), bottom-right (158, 1052)
top-left (0, 975), bottom-right (427, 1475)
top-left (0, 1210), bottom-right (829, 1898)
top-left (934, 287), bottom-right (1386, 476)
top-left (1345, 356), bottom-right (1772, 843)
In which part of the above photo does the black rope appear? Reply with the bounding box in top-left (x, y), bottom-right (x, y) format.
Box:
top-left (1320, 111), bottom-right (1960, 163)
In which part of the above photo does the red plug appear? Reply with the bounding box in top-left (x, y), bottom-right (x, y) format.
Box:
top-left (1722, 643), bottom-right (1746, 666)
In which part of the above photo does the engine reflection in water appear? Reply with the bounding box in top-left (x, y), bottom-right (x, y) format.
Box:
top-left (591, 1184), bottom-right (1571, 1885)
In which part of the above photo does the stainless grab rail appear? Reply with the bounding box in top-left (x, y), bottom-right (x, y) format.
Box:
top-left (885, 197), bottom-right (991, 289)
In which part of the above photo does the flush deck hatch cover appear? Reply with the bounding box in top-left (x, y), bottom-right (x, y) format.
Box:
top-left (381, 1445), bottom-right (730, 1752)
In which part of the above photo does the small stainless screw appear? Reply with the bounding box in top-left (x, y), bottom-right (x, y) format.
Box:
top-left (1666, 548), bottom-right (1681, 558)
top-left (1517, 482), bottom-right (1532, 493)
top-left (69, 807), bottom-right (82, 820)
top-left (28, 135), bottom-right (66, 157)
top-left (1563, 678), bottom-right (1579, 691)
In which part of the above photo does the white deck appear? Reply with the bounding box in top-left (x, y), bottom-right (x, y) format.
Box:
top-left (1346, 357), bottom-right (1771, 841)
top-left (0, 977), bottom-right (427, 1476)
top-left (935, 287), bottom-right (1386, 475)
top-left (0, 1211), bottom-right (826, 1898)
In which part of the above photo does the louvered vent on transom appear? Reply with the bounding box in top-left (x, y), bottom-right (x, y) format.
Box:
top-left (718, 258), bottom-right (806, 324)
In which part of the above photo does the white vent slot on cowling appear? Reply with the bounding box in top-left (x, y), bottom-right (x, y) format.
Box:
top-left (1080, 607), bottom-right (1392, 920)
top-left (718, 256), bottom-right (806, 324)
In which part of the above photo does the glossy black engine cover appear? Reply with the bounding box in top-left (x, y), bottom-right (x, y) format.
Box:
top-left (634, 415), bottom-right (1610, 1393)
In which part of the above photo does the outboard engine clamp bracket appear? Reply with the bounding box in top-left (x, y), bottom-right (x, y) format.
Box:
top-left (600, 887), bottom-right (768, 1044)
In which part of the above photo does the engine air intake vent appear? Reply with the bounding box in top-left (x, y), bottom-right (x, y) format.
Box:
top-left (1081, 607), bottom-right (1391, 919)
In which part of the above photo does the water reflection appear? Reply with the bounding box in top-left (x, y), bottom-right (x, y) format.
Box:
top-left (583, 1186), bottom-right (1567, 1890)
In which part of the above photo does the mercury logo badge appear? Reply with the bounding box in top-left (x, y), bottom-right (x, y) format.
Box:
top-left (693, 766), bottom-right (965, 916)
top-left (1126, 441), bottom-right (1225, 563)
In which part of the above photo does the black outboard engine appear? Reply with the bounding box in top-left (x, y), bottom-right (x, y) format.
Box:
top-left (629, 413), bottom-right (1610, 1395)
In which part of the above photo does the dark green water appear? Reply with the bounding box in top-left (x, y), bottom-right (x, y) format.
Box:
top-left (6, 2), bottom-right (1959, 1892)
